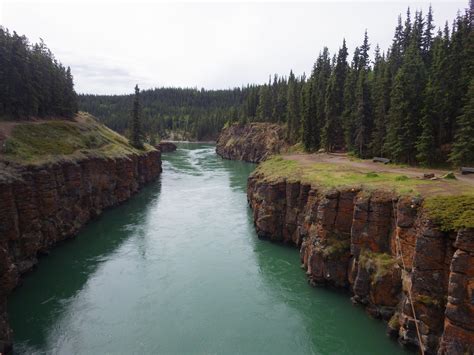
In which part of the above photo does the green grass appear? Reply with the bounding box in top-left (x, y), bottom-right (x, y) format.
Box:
top-left (424, 195), bottom-right (474, 231)
top-left (322, 237), bottom-right (350, 258)
top-left (359, 250), bottom-right (397, 282)
top-left (1, 112), bottom-right (153, 164)
top-left (256, 156), bottom-right (474, 231)
top-left (416, 294), bottom-right (441, 307)
top-left (255, 156), bottom-right (432, 194)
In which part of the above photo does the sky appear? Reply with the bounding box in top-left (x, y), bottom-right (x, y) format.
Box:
top-left (0, 0), bottom-right (467, 95)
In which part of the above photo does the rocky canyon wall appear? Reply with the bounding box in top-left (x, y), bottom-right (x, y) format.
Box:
top-left (247, 173), bottom-right (473, 354)
top-left (216, 123), bottom-right (289, 163)
top-left (0, 150), bottom-right (162, 353)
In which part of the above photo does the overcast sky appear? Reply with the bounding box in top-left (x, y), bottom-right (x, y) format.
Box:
top-left (0, 0), bottom-right (467, 95)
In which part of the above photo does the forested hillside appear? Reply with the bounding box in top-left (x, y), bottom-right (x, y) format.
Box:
top-left (239, 3), bottom-right (473, 166)
top-left (80, 2), bottom-right (473, 166)
top-left (79, 88), bottom-right (245, 141)
top-left (0, 28), bottom-right (77, 119)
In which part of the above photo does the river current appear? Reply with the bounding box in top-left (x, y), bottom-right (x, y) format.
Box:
top-left (9, 143), bottom-right (409, 354)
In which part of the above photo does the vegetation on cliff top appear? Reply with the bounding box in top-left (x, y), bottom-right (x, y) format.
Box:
top-left (0, 112), bottom-right (154, 164)
top-left (254, 156), bottom-right (434, 194)
top-left (424, 195), bottom-right (474, 230)
top-left (255, 155), bottom-right (474, 230)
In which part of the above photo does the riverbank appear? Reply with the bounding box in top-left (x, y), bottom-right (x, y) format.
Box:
top-left (247, 154), bottom-right (474, 354)
top-left (0, 113), bottom-right (162, 353)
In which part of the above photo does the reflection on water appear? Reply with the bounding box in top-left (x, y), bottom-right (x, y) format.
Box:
top-left (9, 143), bottom-right (408, 354)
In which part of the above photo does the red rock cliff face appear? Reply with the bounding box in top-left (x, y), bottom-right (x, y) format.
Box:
top-left (216, 123), bottom-right (289, 163)
top-left (0, 150), bottom-right (161, 353)
top-left (247, 173), bottom-right (473, 355)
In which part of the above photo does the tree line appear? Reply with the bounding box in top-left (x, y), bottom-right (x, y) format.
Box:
top-left (81, 2), bottom-right (473, 166)
top-left (239, 3), bottom-right (473, 166)
top-left (79, 88), bottom-right (244, 141)
top-left (0, 27), bottom-right (78, 118)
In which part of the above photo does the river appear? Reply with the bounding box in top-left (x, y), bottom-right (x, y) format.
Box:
top-left (8, 143), bottom-right (409, 354)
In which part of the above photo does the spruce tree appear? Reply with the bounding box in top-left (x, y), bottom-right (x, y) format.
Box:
top-left (322, 39), bottom-right (348, 151)
top-left (301, 80), bottom-right (315, 150)
top-left (342, 47), bottom-right (360, 150)
top-left (385, 42), bottom-right (426, 164)
top-left (416, 32), bottom-right (448, 165)
top-left (353, 31), bottom-right (373, 157)
top-left (311, 48), bottom-right (331, 150)
top-left (450, 78), bottom-right (474, 165)
top-left (286, 70), bottom-right (301, 142)
top-left (131, 84), bottom-right (143, 149)
top-left (370, 46), bottom-right (391, 157)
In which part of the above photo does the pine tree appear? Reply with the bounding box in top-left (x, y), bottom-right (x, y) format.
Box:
top-left (450, 78), bottom-right (474, 165)
top-left (131, 84), bottom-right (143, 149)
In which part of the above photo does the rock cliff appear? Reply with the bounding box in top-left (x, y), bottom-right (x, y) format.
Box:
top-left (157, 141), bottom-right (177, 153)
top-left (216, 123), bottom-right (289, 163)
top-left (0, 115), bottom-right (162, 353)
top-left (247, 173), bottom-right (473, 354)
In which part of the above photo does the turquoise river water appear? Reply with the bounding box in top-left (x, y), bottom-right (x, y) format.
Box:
top-left (8, 143), bottom-right (410, 354)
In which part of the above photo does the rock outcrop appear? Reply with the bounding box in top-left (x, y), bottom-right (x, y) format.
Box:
top-left (216, 123), bottom-right (289, 163)
top-left (247, 173), bottom-right (474, 354)
top-left (0, 150), bottom-right (162, 353)
top-left (157, 141), bottom-right (177, 153)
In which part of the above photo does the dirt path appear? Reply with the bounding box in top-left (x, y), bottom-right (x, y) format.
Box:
top-left (283, 152), bottom-right (474, 187)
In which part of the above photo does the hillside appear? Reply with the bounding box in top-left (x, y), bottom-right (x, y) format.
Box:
top-left (0, 112), bottom-right (154, 167)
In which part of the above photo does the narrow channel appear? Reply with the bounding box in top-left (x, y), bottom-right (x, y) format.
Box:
top-left (8, 143), bottom-right (409, 354)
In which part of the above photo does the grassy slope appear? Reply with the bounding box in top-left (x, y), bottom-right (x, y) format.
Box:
top-left (0, 112), bottom-right (154, 165)
top-left (255, 156), bottom-right (474, 230)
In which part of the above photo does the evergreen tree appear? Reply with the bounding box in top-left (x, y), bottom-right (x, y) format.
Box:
top-left (322, 39), bottom-right (348, 151)
top-left (256, 84), bottom-right (272, 121)
top-left (353, 31), bottom-right (373, 157)
top-left (286, 70), bottom-right (301, 142)
top-left (311, 48), bottom-right (331, 150)
top-left (301, 80), bottom-right (315, 150)
top-left (385, 42), bottom-right (426, 164)
top-left (450, 78), bottom-right (474, 165)
top-left (416, 32), bottom-right (449, 165)
top-left (422, 5), bottom-right (435, 62)
top-left (370, 50), bottom-right (391, 157)
top-left (342, 47), bottom-right (361, 150)
top-left (131, 84), bottom-right (143, 149)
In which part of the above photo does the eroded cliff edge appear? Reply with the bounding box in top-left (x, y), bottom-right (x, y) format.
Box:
top-left (247, 161), bottom-right (473, 354)
top-left (0, 114), bottom-right (162, 353)
top-left (216, 122), bottom-right (289, 163)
